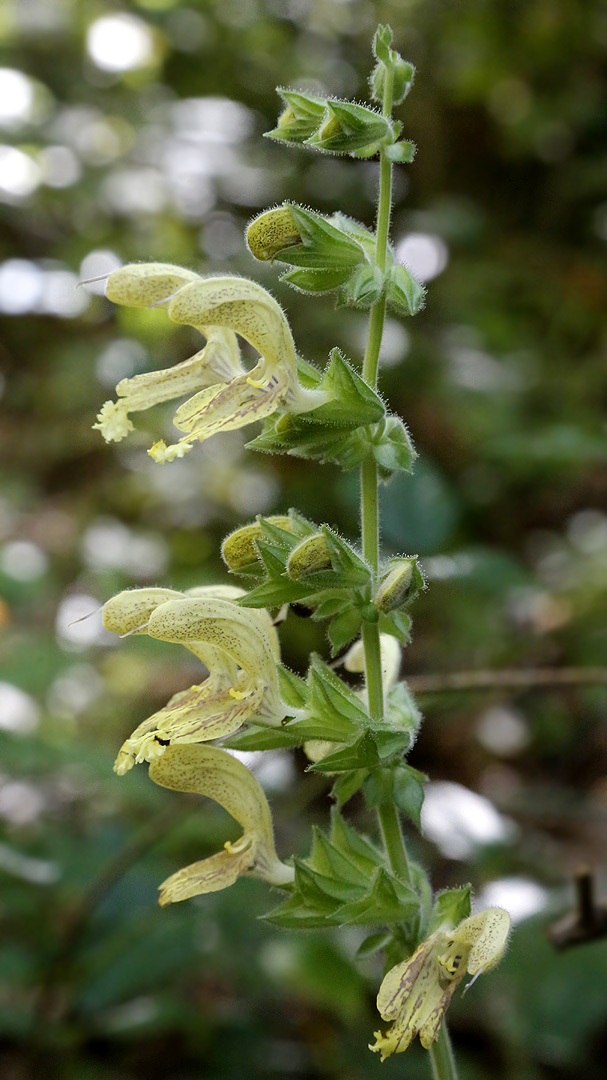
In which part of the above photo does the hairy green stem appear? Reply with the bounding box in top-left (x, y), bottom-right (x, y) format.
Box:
top-left (360, 64), bottom-right (394, 722)
top-left (429, 1023), bottom-right (459, 1080)
top-left (377, 801), bottom-right (411, 885)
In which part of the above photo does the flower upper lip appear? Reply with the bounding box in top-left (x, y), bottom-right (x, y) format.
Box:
top-left (148, 744), bottom-right (294, 904)
top-left (94, 263), bottom-right (328, 462)
top-left (103, 585), bottom-right (286, 774)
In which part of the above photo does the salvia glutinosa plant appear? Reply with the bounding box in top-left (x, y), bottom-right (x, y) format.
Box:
top-left (90, 27), bottom-right (510, 1078)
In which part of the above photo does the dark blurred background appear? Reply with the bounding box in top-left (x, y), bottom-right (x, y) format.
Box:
top-left (1, 1), bottom-right (607, 1077)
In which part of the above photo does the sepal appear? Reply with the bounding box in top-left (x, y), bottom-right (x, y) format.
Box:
top-left (378, 609), bottom-right (413, 645)
top-left (247, 413), bottom-right (371, 469)
top-left (370, 416), bottom-right (417, 479)
top-left (427, 886), bottom-right (472, 935)
top-left (332, 867), bottom-right (419, 925)
top-left (364, 764), bottom-right (427, 830)
top-left (221, 515), bottom-right (294, 571)
top-left (265, 89), bottom-right (327, 146)
top-left (270, 204), bottom-right (366, 270)
top-left (292, 655), bottom-right (367, 741)
top-left (307, 732), bottom-right (380, 773)
top-left (386, 264), bottom-right (426, 317)
top-left (265, 811), bottom-right (419, 929)
top-left (385, 140), bottom-right (417, 164)
top-left (306, 99), bottom-right (395, 156)
top-left (374, 557), bottom-right (425, 613)
top-left (341, 264), bottom-right (385, 307)
top-left (301, 348), bottom-right (384, 427)
top-left (384, 682), bottom-right (422, 750)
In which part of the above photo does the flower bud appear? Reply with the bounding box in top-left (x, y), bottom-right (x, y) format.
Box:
top-left (373, 557), bottom-right (424, 612)
top-left (306, 101), bottom-right (394, 155)
top-left (222, 516), bottom-right (294, 570)
top-left (286, 532), bottom-right (331, 579)
top-left (370, 58), bottom-right (415, 107)
top-left (265, 90), bottom-right (327, 146)
top-left (247, 206), bottom-right (302, 261)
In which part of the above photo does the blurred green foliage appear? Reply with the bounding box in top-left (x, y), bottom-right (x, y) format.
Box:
top-left (1, 0), bottom-right (607, 1077)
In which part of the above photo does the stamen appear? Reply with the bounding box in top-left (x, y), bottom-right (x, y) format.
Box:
top-left (77, 272), bottom-right (115, 288)
top-left (462, 969), bottom-right (483, 996)
top-left (149, 289), bottom-right (183, 309)
top-left (67, 606), bottom-right (102, 627)
top-left (120, 620), bottom-right (150, 638)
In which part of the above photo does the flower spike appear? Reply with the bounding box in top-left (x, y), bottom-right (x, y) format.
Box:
top-left (103, 585), bottom-right (285, 774)
top-left (94, 263), bottom-right (326, 461)
top-left (149, 744), bottom-right (294, 902)
top-left (370, 908), bottom-right (511, 1059)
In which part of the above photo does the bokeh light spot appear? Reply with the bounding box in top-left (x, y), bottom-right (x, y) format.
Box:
top-left (87, 15), bottom-right (156, 72)
top-left (0, 69), bottom-right (34, 126)
top-left (395, 232), bottom-right (448, 282)
top-left (0, 146), bottom-right (41, 199)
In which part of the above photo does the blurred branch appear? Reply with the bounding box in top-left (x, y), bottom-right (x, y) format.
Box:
top-left (34, 803), bottom-right (189, 1030)
top-left (407, 667), bottom-right (607, 694)
top-left (548, 866), bottom-right (607, 949)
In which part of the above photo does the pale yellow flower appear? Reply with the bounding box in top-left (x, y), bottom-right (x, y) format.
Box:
top-left (94, 263), bottom-right (326, 461)
top-left (102, 584), bottom-right (284, 774)
top-left (370, 908), bottom-right (510, 1059)
top-left (149, 744), bottom-right (294, 902)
